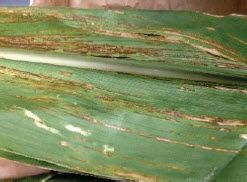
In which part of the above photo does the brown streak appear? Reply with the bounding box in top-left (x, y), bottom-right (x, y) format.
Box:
top-left (156, 137), bottom-right (239, 154)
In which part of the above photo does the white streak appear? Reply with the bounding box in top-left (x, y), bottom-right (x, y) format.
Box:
top-left (103, 145), bottom-right (115, 155)
top-left (240, 134), bottom-right (247, 140)
top-left (230, 14), bottom-right (247, 18)
top-left (65, 125), bottom-right (91, 136)
top-left (60, 141), bottom-right (69, 147)
top-left (20, 107), bottom-right (59, 135)
top-left (202, 12), bottom-right (224, 18)
top-left (105, 124), bottom-right (127, 132)
top-left (204, 168), bottom-right (217, 182)
top-left (24, 109), bottom-right (42, 123)
top-left (34, 121), bottom-right (60, 134)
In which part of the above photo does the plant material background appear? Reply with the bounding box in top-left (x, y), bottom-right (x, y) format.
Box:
top-left (0, 7), bottom-right (246, 181)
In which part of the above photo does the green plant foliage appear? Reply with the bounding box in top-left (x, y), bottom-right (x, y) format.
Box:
top-left (0, 7), bottom-right (246, 181)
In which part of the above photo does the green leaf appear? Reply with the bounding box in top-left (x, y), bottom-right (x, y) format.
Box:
top-left (0, 7), bottom-right (246, 181)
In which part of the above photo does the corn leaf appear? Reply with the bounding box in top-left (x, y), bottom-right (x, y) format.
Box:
top-left (0, 7), bottom-right (246, 181)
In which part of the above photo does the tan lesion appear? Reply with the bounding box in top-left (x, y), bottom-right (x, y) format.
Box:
top-left (94, 29), bottom-right (180, 43)
top-left (228, 35), bottom-right (247, 45)
top-left (206, 27), bottom-right (216, 31)
top-left (0, 9), bottom-right (57, 24)
top-left (216, 63), bottom-right (247, 69)
top-left (115, 171), bottom-right (158, 182)
top-left (0, 35), bottom-right (160, 58)
top-left (162, 29), bottom-right (246, 62)
top-left (163, 110), bottom-right (246, 127)
top-left (214, 86), bottom-right (247, 94)
top-left (30, 96), bottom-right (59, 104)
top-left (156, 137), bottom-right (239, 154)
top-left (94, 28), bottom-right (246, 63)
top-left (0, 66), bottom-right (95, 95)
top-left (59, 71), bottom-right (73, 77)
top-left (97, 92), bottom-right (247, 127)
top-left (2, 64), bottom-right (245, 128)
top-left (0, 65), bottom-right (244, 159)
